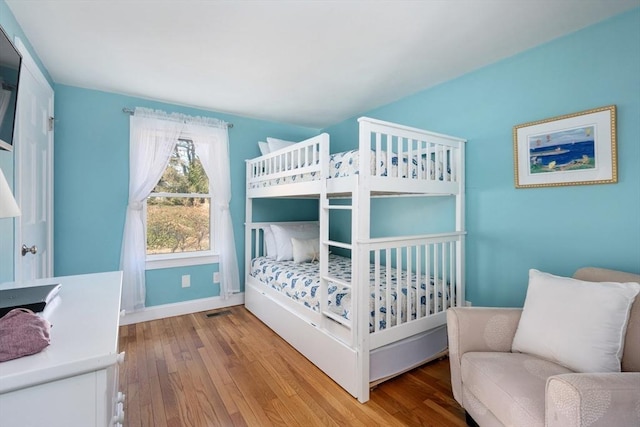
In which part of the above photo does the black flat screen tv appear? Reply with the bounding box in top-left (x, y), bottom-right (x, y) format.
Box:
top-left (0, 25), bottom-right (21, 152)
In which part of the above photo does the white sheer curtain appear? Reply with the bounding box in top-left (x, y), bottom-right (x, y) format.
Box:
top-left (120, 107), bottom-right (239, 311)
top-left (187, 122), bottom-right (240, 298)
top-left (120, 109), bottom-right (183, 312)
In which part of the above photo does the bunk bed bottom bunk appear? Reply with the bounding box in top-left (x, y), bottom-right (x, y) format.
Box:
top-left (249, 254), bottom-right (451, 330)
top-left (244, 272), bottom-right (450, 398)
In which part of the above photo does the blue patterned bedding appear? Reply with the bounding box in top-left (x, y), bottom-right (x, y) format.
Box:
top-left (249, 149), bottom-right (450, 189)
top-left (329, 149), bottom-right (449, 180)
top-left (250, 254), bottom-right (450, 332)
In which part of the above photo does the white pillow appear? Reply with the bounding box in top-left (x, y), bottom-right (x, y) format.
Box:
top-left (258, 141), bottom-right (270, 156)
top-left (291, 237), bottom-right (320, 263)
top-left (270, 223), bottom-right (319, 261)
top-left (512, 269), bottom-right (640, 373)
top-left (267, 137), bottom-right (296, 153)
top-left (262, 227), bottom-right (276, 259)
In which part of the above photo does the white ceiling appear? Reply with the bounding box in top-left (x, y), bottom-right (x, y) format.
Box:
top-left (6, 0), bottom-right (639, 129)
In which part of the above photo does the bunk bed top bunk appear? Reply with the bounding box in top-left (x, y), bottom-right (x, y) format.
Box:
top-left (246, 117), bottom-right (466, 199)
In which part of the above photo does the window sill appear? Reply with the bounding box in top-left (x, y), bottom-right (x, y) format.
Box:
top-left (146, 252), bottom-right (219, 270)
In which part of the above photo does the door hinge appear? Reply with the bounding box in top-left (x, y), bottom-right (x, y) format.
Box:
top-left (48, 116), bottom-right (54, 132)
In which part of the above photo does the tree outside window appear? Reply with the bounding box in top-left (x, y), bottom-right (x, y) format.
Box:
top-left (146, 140), bottom-right (212, 255)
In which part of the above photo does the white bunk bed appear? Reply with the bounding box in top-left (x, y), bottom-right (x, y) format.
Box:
top-left (245, 117), bottom-right (466, 403)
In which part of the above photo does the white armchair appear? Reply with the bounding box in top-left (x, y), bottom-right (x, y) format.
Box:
top-left (447, 267), bottom-right (640, 427)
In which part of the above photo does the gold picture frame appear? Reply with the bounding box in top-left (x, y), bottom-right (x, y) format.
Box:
top-left (513, 105), bottom-right (617, 188)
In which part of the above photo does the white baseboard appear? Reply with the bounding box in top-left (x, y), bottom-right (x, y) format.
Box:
top-left (121, 292), bottom-right (245, 325)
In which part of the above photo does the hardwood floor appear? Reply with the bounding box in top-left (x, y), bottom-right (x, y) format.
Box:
top-left (118, 305), bottom-right (466, 426)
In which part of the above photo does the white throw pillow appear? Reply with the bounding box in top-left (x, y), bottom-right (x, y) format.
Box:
top-left (291, 237), bottom-right (320, 263)
top-left (270, 223), bottom-right (319, 261)
top-left (511, 269), bottom-right (640, 373)
top-left (258, 141), bottom-right (270, 156)
top-left (262, 227), bottom-right (276, 259)
top-left (267, 137), bottom-right (296, 153)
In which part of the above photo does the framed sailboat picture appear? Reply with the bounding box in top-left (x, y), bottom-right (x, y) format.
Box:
top-left (513, 105), bottom-right (617, 188)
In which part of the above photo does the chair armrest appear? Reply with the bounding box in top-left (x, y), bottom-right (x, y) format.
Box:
top-left (446, 307), bottom-right (522, 405)
top-left (546, 372), bottom-right (640, 427)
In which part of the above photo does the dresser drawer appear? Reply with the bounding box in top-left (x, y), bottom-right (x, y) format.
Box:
top-left (0, 371), bottom-right (104, 427)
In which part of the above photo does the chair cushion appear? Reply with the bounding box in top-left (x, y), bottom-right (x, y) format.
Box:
top-left (461, 352), bottom-right (573, 427)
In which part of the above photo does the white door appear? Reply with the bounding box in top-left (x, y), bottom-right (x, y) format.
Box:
top-left (13, 38), bottom-right (54, 282)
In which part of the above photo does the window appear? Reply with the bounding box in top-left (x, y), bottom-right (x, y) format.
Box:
top-left (145, 140), bottom-right (216, 268)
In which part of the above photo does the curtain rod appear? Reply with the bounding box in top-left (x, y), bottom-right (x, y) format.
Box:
top-left (122, 107), bottom-right (233, 128)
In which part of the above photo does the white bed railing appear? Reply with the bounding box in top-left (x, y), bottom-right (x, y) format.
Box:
top-left (245, 117), bottom-right (465, 197)
top-left (358, 117), bottom-right (463, 184)
top-left (246, 133), bottom-right (329, 191)
top-left (363, 232), bottom-right (464, 348)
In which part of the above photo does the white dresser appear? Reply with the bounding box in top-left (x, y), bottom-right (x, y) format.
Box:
top-left (0, 271), bottom-right (125, 427)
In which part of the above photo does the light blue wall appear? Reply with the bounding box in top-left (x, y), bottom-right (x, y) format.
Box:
top-left (145, 264), bottom-right (219, 307)
top-left (0, 0), bottom-right (53, 283)
top-left (3, 2), bottom-right (639, 310)
top-left (53, 85), bottom-right (318, 306)
top-left (323, 8), bottom-right (640, 307)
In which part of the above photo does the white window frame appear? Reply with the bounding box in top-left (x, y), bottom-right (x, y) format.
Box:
top-left (144, 142), bottom-right (219, 270)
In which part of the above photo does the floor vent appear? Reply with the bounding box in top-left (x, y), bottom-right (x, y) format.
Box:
top-left (205, 310), bottom-right (232, 318)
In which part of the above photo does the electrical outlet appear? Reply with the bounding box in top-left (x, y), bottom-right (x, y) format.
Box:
top-left (465, 300), bottom-right (472, 307)
top-left (182, 275), bottom-right (190, 288)
top-left (213, 272), bottom-right (220, 283)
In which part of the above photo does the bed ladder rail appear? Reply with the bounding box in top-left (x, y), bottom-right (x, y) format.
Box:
top-left (319, 173), bottom-right (356, 336)
top-left (322, 202), bottom-right (353, 250)
top-left (321, 308), bottom-right (352, 328)
top-left (325, 240), bottom-right (352, 250)
top-left (322, 202), bottom-right (352, 210)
